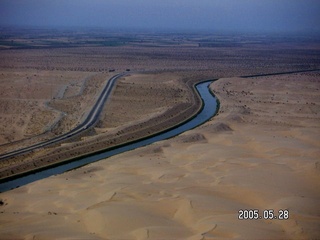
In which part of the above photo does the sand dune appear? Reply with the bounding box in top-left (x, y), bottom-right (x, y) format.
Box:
top-left (0, 72), bottom-right (319, 239)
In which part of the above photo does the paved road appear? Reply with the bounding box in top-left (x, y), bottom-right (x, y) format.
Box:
top-left (0, 73), bottom-right (125, 160)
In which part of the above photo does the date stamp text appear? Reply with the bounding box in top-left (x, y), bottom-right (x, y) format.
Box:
top-left (238, 209), bottom-right (289, 220)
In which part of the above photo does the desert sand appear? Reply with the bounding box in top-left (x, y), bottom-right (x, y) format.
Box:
top-left (0, 72), bottom-right (319, 239)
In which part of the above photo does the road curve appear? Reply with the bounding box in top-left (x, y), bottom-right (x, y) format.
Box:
top-left (0, 73), bottom-right (126, 160)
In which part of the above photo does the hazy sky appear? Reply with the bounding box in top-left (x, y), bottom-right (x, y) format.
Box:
top-left (1, 0), bottom-right (320, 33)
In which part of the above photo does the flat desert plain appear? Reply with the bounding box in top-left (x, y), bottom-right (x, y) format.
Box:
top-left (0, 72), bottom-right (319, 239)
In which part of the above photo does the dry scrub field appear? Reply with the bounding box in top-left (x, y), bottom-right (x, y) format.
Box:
top-left (0, 70), bottom-right (111, 152)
